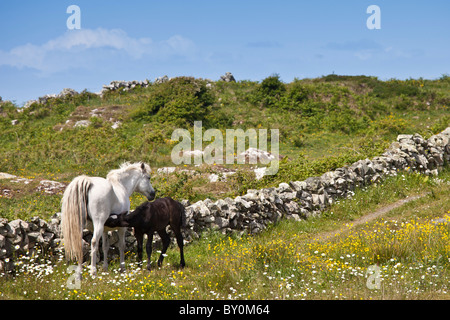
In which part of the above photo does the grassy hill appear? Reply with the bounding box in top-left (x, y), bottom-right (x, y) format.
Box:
top-left (1, 74), bottom-right (450, 300)
top-left (1, 74), bottom-right (449, 220)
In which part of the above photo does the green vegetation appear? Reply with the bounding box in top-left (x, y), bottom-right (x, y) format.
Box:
top-left (1, 74), bottom-right (449, 220)
top-left (1, 74), bottom-right (449, 300)
top-left (131, 77), bottom-right (216, 126)
top-left (1, 169), bottom-right (449, 300)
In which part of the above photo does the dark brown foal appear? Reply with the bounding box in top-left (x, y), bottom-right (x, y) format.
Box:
top-left (105, 197), bottom-right (186, 270)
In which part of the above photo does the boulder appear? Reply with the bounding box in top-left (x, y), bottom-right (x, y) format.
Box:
top-left (220, 72), bottom-right (236, 82)
top-left (154, 75), bottom-right (169, 84)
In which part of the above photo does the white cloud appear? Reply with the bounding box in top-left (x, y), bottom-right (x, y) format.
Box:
top-left (0, 28), bottom-right (196, 73)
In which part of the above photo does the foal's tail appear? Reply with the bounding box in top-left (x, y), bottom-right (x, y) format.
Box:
top-left (61, 175), bottom-right (92, 262)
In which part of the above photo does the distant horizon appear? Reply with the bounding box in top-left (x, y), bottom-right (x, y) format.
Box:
top-left (1, 1), bottom-right (449, 106)
top-left (5, 72), bottom-right (449, 108)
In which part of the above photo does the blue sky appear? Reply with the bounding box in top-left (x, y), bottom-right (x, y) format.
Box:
top-left (1, 0), bottom-right (449, 106)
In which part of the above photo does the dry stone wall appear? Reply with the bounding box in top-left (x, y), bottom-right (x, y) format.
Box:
top-left (1, 127), bottom-right (449, 272)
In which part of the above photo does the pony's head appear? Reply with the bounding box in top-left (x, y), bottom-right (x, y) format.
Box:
top-left (135, 162), bottom-right (156, 201)
top-left (107, 162), bottom-right (156, 200)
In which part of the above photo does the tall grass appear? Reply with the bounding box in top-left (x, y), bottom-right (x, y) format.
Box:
top-left (1, 169), bottom-right (449, 300)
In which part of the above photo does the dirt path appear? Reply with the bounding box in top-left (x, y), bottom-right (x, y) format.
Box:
top-left (313, 193), bottom-right (429, 242)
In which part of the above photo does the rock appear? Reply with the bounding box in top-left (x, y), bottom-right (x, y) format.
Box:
top-left (37, 180), bottom-right (66, 194)
top-left (0, 172), bottom-right (17, 179)
top-left (0, 234), bottom-right (5, 247)
top-left (397, 134), bottom-right (413, 142)
top-left (191, 200), bottom-right (211, 218)
top-left (38, 94), bottom-right (57, 105)
top-left (305, 177), bottom-right (322, 191)
top-left (58, 88), bottom-right (78, 98)
top-left (214, 217), bottom-right (229, 229)
top-left (157, 167), bottom-right (176, 174)
top-left (74, 120), bottom-right (91, 128)
top-left (289, 180), bottom-right (307, 192)
top-left (101, 79), bottom-right (151, 93)
top-left (220, 72), bottom-right (236, 82)
top-left (284, 201), bottom-right (300, 214)
top-left (254, 167), bottom-right (267, 180)
top-left (248, 221), bottom-right (262, 234)
top-left (27, 232), bottom-right (43, 244)
top-left (183, 149), bottom-right (204, 157)
top-left (111, 121), bottom-right (122, 130)
top-left (277, 182), bottom-right (291, 192)
top-left (0, 219), bottom-right (12, 237)
top-left (154, 75), bottom-right (169, 84)
top-left (8, 219), bottom-right (27, 236)
top-left (234, 196), bottom-right (252, 210)
top-left (208, 172), bottom-right (234, 183)
top-left (239, 148), bottom-right (275, 163)
top-left (23, 100), bottom-right (37, 109)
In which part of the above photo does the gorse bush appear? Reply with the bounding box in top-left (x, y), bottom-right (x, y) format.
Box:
top-left (279, 80), bottom-right (310, 111)
top-left (132, 77), bottom-right (215, 126)
top-left (250, 74), bottom-right (286, 108)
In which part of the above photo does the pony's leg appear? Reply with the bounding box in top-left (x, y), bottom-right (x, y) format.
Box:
top-left (90, 222), bottom-right (104, 277)
top-left (118, 227), bottom-right (126, 272)
top-left (157, 229), bottom-right (170, 268)
top-left (101, 231), bottom-right (109, 272)
top-left (146, 232), bottom-right (154, 270)
top-left (134, 229), bottom-right (144, 265)
top-left (174, 230), bottom-right (186, 268)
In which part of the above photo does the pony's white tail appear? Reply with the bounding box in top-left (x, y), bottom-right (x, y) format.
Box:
top-left (61, 176), bottom-right (92, 262)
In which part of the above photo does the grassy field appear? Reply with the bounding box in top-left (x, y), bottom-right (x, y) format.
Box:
top-left (1, 168), bottom-right (449, 300)
top-left (0, 74), bottom-right (449, 300)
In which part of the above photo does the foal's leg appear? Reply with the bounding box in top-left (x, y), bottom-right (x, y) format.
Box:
top-left (101, 231), bottom-right (109, 271)
top-left (157, 229), bottom-right (171, 268)
top-left (146, 232), bottom-right (154, 270)
top-left (134, 229), bottom-right (144, 265)
top-left (174, 230), bottom-right (186, 268)
top-left (117, 227), bottom-right (126, 272)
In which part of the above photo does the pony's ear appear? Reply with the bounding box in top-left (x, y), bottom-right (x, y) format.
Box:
top-left (141, 162), bottom-right (146, 173)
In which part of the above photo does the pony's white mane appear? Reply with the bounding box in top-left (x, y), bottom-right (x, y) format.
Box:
top-left (106, 162), bottom-right (151, 182)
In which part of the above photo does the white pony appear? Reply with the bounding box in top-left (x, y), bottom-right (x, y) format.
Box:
top-left (61, 162), bottom-right (155, 280)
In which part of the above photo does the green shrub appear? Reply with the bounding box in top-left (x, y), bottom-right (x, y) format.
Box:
top-left (250, 74), bottom-right (286, 108)
top-left (132, 77), bottom-right (215, 126)
top-left (370, 80), bottom-right (420, 98)
top-left (280, 80), bottom-right (310, 111)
